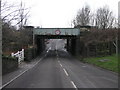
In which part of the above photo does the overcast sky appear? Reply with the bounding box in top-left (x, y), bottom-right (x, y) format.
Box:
top-left (5, 0), bottom-right (120, 28)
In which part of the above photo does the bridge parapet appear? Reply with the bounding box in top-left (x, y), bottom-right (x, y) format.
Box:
top-left (33, 28), bottom-right (80, 36)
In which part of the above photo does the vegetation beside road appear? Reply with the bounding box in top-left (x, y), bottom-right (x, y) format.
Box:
top-left (78, 54), bottom-right (118, 73)
top-left (2, 55), bottom-right (18, 75)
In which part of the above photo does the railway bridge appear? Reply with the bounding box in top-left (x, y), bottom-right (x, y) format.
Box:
top-left (33, 28), bottom-right (80, 55)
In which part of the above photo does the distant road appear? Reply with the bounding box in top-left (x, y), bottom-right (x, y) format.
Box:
top-left (3, 40), bottom-right (118, 88)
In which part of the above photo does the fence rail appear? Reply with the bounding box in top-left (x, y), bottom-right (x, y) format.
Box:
top-left (11, 49), bottom-right (24, 64)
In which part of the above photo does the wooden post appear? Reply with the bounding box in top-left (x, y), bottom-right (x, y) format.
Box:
top-left (22, 49), bottom-right (24, 60)
top-left (33, 34), bottom-right (35, 47)
top-left (116, 36), bottom-right (118, 57)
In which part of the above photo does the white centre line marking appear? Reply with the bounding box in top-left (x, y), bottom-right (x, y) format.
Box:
top-left (60, 63), bottom-right (63, 67)
top-left (71, 81), bottom-right (77, 89)
top-left (63, 68), bottom-right (69, 76)
top-left (82, 66), bottom-right (86, 67)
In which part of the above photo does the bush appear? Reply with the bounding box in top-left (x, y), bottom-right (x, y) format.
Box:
top-left (2, 55), bottom-right (18, 75)
top-left (24, 47), bottom-right (37, 62)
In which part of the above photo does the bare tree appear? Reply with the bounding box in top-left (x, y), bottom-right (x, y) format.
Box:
top-left (90, 13), bottom-right (96, 26)
top-left (95, 6), bottom-right (115, 29)
top-left (1, 1), bottom-right (30, 29)
top-left (73, 5), bottom-right (91, 26)
top-left (17, 1), bottom-right (30, 30)
top-left (2, 1), bottom-right (31, 54)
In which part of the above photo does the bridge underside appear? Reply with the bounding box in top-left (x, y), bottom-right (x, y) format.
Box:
top-left (35, 35), bottom-right (78, 39)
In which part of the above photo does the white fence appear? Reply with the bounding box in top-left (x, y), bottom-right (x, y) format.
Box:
top-left (11, 49), bottom-right (24, 64)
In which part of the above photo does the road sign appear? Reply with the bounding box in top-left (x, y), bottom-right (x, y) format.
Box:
top-left (55, 30), bottom-right (61, 35)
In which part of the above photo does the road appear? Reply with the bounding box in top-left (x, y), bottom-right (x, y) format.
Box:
top-left (3, 39), bottom-right (118, 88)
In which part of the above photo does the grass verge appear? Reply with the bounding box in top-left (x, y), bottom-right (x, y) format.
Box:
top-left (78, 54), bottom-right (118, 73)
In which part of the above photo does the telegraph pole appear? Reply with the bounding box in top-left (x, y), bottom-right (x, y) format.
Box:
top-left (118, 1), bottom-right (120, 28)
top-left (0, 0), bottom-right (2, 89)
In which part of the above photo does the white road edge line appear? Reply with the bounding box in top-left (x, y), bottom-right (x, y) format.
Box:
top-left (71, 81), bottom-right (77, 89)
top-left (1, 68), bottom-right (29, 89)
top-left (1, 57), bottom-right (44, 89)
top-left (47, 47), bottom-right (51, 53)
top-left (63, 68), bottom-right (68, 76)
top-left (56, 42), bottom-right (57, 51)
top-left (56, 51), bottom-right (58, 57)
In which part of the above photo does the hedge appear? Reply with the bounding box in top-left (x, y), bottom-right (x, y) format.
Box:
top-left (24, 48), bottom-right (37, 62)
top-left (2, 55), bottom-right (18, 75)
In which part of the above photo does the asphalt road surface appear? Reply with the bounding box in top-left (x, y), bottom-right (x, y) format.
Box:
top-left (3, 39), bottom-right (118, 89)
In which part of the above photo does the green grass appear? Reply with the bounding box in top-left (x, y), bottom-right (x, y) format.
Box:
top-left (81, 54), bottom-right (118, 73)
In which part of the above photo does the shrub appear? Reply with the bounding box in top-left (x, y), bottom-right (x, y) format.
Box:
top-left (24, 47), bottom-right (37, 62)
top-left (2, 55), bottom-right (18, 75)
